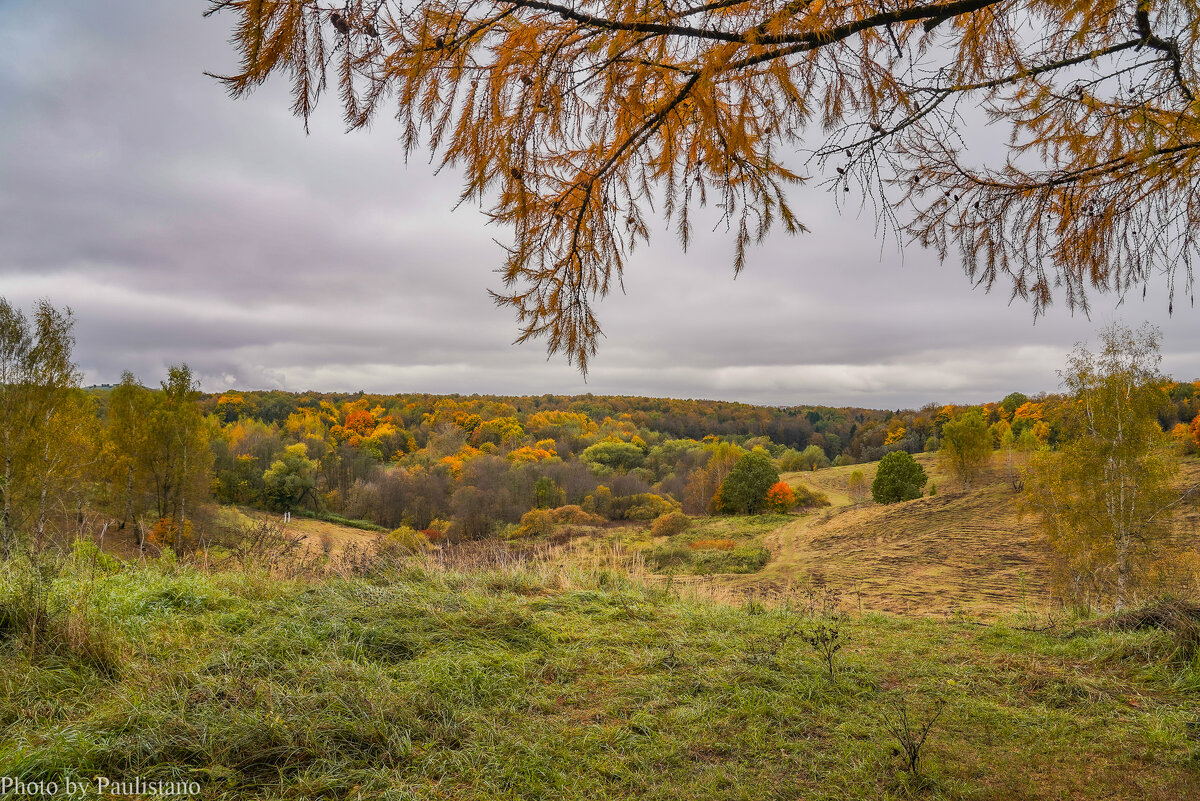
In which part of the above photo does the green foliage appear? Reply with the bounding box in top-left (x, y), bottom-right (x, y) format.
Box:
top-left (871, 451), bottom-right (927, 504)
top-left (383, 525), bottom-right (429, 553)
top-left (1025, 323), bottom-right (1184, 609)
top-left (717, 451), bottom-right (780, 515)
top-left (144, 365), bottom-right (213, 552)
top-left (533, 476), bottom-right (565, 508)
top-left (581, 485), bottom-right (613, 518)
top-left (1000, 392), bottom-right (1030, 419)
top-left (262, 443), bottom-right (318, 512)
top-left (779, 444), bottom-right (830, 472)
top-left (792, 483), bottom-right (831, 508)
top-left (939, 410), bottom-right (993, 489)
top-left (616, 493), bottom-right (678, 521)
top-left (0, 298), bottom-right (82, 557)
top-left (579, 440), bottom-right (645, 474)
top-left (847, 470), bottom-right (868, 503)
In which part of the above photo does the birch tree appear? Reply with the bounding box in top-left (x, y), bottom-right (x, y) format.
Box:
top-left (0, 299), bottom-right (80, 557)
top-left (1026, 323), bottom-right (1193, 609)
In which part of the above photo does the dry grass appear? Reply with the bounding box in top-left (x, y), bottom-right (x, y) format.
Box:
top-left (235, 507), bottom-right (377, 557)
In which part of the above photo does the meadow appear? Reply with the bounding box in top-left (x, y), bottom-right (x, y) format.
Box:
top-left (2, 523), bottom-right (1199, 800)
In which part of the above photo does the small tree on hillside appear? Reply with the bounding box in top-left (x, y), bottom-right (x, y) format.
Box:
top-left (263, 443), bottom-right (319, 513)
top-left (717, 451), bottom-right (779, 515)
top-left (871, 452), bottom-right (926, 504)
top-left (1000, 427), bottom-right (1040, 493)
top-left (765, 481), bottom-right (796, 513)
top-left (847, 470), bottom-right (869, 503)
top-left (939, 411), bottom-right (992, 490)
top-left (1025, 323), bottom-right (1194, 610)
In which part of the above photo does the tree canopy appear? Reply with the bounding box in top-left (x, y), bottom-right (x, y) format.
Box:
top-left (210, 0), bottom-right (1200, 370)
top-left (871, 450), bottom-right (926, 503)
top-left (1025, 322), bottom-right (1193, 609)
top-left (939, 409), bottom-right (992, 489)
top-left (717, 450), bottom-right (779, 514)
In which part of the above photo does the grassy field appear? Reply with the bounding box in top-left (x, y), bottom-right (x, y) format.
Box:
top-left (1, 549), bottom-right (1199, 800)
top-left (565, 454), bottom-right (1199, 619)
top-left (748, 455), bottom-right (1052, 617)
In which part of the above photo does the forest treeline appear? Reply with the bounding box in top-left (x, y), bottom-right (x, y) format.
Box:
top-left (7, 299), bottom-right (1200, 556)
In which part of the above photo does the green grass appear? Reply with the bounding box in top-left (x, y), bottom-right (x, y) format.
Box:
top-left (1, 549), bottom-right (1198, 800)
top-left (292, 508), bottom-right (387, 533)
top-left (640, 515), bottom-right (785, 576)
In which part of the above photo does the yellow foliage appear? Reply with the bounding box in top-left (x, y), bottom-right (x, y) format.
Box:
top-left (506, 445), bottom-right (557, 463)
top-left (439, 446), bottom-right (484, 477)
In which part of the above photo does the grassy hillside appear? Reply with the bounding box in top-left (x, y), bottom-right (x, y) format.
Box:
top-left (615, 454), bottom-right (1200, 619)
top-left (1, 551), bottom-right (1198, 800)
top-left (752, 455), bottom-right (1051, 617)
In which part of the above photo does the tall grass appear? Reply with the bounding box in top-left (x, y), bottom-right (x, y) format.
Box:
top-left (1, 544), bottom-right (1198, 800)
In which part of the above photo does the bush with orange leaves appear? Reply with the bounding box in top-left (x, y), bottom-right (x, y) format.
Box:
top-left (765, 482), bottom-right (796, 514)
top-left (147, 517), bottom-right (195, 552)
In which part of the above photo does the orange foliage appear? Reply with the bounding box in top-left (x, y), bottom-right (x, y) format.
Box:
top-left (765, 481), bottom-right (796, 513)
top-left (439, 446), bottom-right (484, 477)
top-left (506, 445), bottom-right (557, 463)
top-left (689, 539), bottom-right (736, 550)
top-left (1013, 402), bottom-right (1044, 421)
top-left (344, 409), bottom-right (376, 437)
top-left (147, 517), bottom-right (194, 550)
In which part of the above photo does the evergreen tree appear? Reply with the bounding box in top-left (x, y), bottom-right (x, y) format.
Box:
top-left (871, 451), bottom-right (926, 504)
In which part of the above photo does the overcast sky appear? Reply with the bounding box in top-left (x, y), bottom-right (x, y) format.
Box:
top-left (2, 1), bottom-right (1198, 410)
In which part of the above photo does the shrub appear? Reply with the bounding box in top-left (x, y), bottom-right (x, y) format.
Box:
top-left (692, 545), bottom-right (771, 574)
top-left (514, 508), bottom-right (555, 538)
top-left (871, 451), bottom-right (927, 504)
top-left (582, 485), bottom-right (613, 518)
top-left (385, 525), bottom-right (430, 553)
top-left (547, 504), bottom-right (606, 525)
top-left (614, 493), bottom-right (679, 521)
top-left (792, 483), bottom-right (831, 508)
top-left (765, 482), bottom-right (796, 513)
top-left (147, 517), bottom-right (195, 552)
top-left (650, 511), bottom-right (691, 537)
